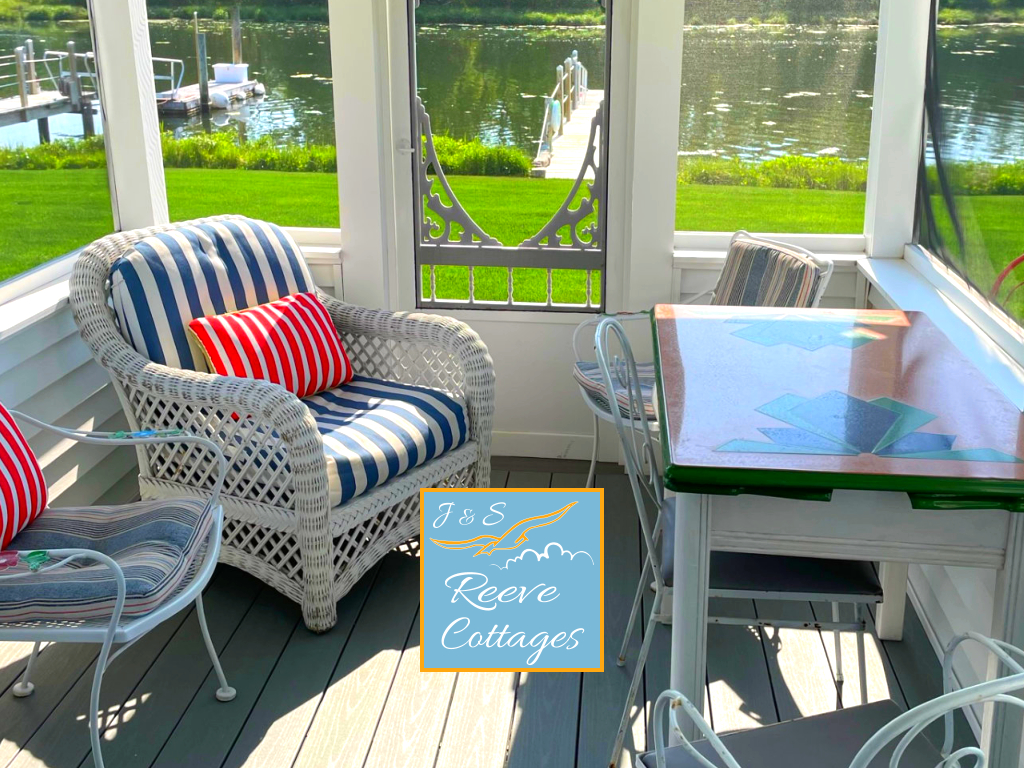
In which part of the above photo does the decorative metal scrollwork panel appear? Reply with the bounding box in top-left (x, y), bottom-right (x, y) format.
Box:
top-left (520, 101), bottom-right (605, 251)
top-left (415, 97), bottom-right (500, 247)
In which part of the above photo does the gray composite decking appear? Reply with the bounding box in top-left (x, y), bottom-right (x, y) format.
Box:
top-left (0, 457), bottom-right (970, 768)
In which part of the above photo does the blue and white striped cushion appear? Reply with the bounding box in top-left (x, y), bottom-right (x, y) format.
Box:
top-left (0, 499), bottom-right (212, 623)
top-left (304, 376), bottom-right (470, 507)
top-left (110, 218), bottom-right (315, 372)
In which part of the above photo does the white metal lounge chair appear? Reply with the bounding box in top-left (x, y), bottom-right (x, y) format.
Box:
top-left (595, 317), bottom-right (882, 768)
top-left (69, 216), bottom-right (495, 632)
top-left (0, 413), bottom-right (232, 768)
top-left (642, 631), bottom-right (1018, 768)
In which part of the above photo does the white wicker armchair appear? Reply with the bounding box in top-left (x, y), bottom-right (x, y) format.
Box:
top-left (69, 215), bottom-right (495, 632)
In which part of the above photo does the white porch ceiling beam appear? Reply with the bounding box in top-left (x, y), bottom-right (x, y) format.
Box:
top-left (86, 0), bottom-right (168, 230)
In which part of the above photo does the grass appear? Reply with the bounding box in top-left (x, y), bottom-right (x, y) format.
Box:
top-left (2, 169), bottom-right (1022, 315)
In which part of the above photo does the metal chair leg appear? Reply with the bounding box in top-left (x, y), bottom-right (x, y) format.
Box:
top-left (833, 601), bottom-right (844, 709)
top-left (196, 594), bottom-right (236, 702)
top-left (618, 556), bottom-right (652, 666)
top-left (89, 630), bottom-right (116, 768)
top-left (12, 641), bottom-right (40, 698)
top-left (587, 413), bottom-right (600, 488)
top-left (611, 590), bottom-right (662, 768)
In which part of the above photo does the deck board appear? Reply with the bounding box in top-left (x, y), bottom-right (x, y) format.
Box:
top-left (0, 459), bottom-right (959, 768)
top-left (755, 599), bottom-right (840, 722)
top-left (363, 615), bottom-right (456, 768)
top-left (148, 587), bottom-right (300, 768)
top-left (706, 598), bottom-right (779, 733)
top-left (291, 551), bottom-right (420, 768)
top-left (7, 591), bottom-right (194, 768)
top-left (576, 472), bottom-right (645, 768)
top-left (809, 600), bottom-right (907, 711)
top-left (219, 564), bottom-right (377, 768)
top-left (506, 469), bottom-right (583, 768)
top-left (81, 568), bottom-right (262, 768)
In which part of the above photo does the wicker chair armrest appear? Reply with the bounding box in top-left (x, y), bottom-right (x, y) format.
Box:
top-left (318, 294), bottom-right (496, 428)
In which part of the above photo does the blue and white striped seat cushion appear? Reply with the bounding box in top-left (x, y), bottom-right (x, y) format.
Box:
top-left (110, 218), bottom-right (314, 372)
top-left (0, 499), bottom-right (212, 624)
top-left (573, 361), bottom-right (657, 420)
top-left (304, 376), bottom-right (469, 507)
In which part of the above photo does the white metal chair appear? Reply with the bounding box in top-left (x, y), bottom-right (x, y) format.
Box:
top-left (573, 230), bottom-right (834, 489)
top-left (642, 631), bottom-right (1020, 768)
top-left (596, 317), bottom-right (882, 767)
top-left (0, 412), bottom-right (232, 768)
top-left (70, 216), bottom-right (495, 632)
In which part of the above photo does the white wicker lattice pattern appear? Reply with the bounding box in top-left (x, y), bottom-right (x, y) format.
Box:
top-left (69, 215), bottom-right (495, 631)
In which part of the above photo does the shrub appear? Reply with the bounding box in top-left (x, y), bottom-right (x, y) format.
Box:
top-left (431, 135), bottom-right (532, 176)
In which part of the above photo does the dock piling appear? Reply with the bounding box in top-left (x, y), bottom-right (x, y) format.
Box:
top-left (231, 6), bottom-right (243, 65)
top-left (14, 46), bottom-right (27, 108)
top-left (196, 32), bottom-right (210, 113)
top-left (25, 39), bottom-right (39, 95)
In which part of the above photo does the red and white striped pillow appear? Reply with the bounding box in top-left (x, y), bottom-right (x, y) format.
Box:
top-left (188, 292), bottom-right (353, 399)
top-left (0, 403), bottom-right (47, 550)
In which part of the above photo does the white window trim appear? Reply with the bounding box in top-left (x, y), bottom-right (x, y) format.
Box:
top-left (671, 0), bottom-right (930, 259)
top-left (902, 244), bottom-right (1024, 372)
top-left (858, 251), bottom-right (1024, 410)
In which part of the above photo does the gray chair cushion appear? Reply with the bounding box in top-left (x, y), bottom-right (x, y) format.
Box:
top-left (637, 700), bottom-right (943, 768)
top-left (1, 498), bottom-right (212, 623)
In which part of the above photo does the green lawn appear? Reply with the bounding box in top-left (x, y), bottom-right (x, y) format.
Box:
top-left (2, 169), bottom-right (1022, 314)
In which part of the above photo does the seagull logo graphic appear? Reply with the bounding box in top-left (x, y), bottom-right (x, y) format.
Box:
top-left (429, 501), bottom-right (576, 557)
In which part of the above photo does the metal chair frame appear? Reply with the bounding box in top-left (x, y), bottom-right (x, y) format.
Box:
top-left (649, 631), bottom-right (1024, 768)
top-left (595, 318), bottom-right (878, 768)
top-left (573, 231), bottom-right (835, 489)
top-left (0, 413), bottom-right (234, 768)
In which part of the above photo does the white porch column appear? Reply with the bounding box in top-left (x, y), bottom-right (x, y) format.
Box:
top-left (86, 0), bottom-right (168, 230)
top-left (328, 0), bottom-right (395, 309)
top-left (862, 0), bottom-right (930, 258)
top-left (618, 0), bottom-right (685, 309)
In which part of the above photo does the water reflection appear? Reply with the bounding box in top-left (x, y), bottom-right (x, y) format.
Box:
top-left (0, 21), bottom-right (1021, 165)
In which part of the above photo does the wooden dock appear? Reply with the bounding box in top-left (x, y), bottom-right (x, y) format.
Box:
top-left (541, 89), bottom-right (603, 180)
top-left (156, 79), bottom-right (262, 116)
top-left (0, 90), bottom-right (91, 130)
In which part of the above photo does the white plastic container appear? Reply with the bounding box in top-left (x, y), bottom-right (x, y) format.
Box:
top-left (213, 62), bottom-right (249, 84)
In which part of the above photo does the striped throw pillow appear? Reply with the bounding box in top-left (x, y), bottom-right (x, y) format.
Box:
top-left (188, 292), bottom-right (354, 399)
top-left (0, 403), bottom-right (47, 549)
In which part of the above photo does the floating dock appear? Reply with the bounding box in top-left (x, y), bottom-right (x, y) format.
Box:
top-left (156, 80), bottom-right (262, 117)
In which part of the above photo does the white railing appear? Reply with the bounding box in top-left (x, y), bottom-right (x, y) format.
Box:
top-left (535, 50), bottom-right (589, 167)
top-left (0, 39), bottom-right (64, 106)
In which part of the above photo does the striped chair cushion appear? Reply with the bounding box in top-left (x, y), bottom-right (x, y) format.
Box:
top-left (0, 499), bottom-right (212, 623)
top-left (573, 361), bottom-right (657, 420)
top-left (110, 218), bottom-right (315, 372)
top-left (713, 235), bottom-right (823, 308)
top-left (304, 376), bottom-right (469, 507)
top-left (189, 292), bottom-right (353, 399)
top-left (0, 403), bottom-right (47, 550)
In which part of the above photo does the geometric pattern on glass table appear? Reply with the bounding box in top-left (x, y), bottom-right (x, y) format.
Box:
top-left (725, 315), bottom-right (887, 351)
top-left (716, 390), bottom-right (1024, 463)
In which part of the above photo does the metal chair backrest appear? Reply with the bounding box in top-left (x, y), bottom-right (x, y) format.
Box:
top-left (595, 317), bottom-right (665, 579)
top-left (713, 230), bottom-right (834, 309)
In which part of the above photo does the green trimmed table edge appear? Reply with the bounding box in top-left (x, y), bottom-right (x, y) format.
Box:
top-left (651, 308), bottom-right (1024, 513)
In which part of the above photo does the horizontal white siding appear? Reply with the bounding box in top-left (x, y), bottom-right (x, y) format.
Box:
top-left (0, 299), bottom-right (137, 508)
